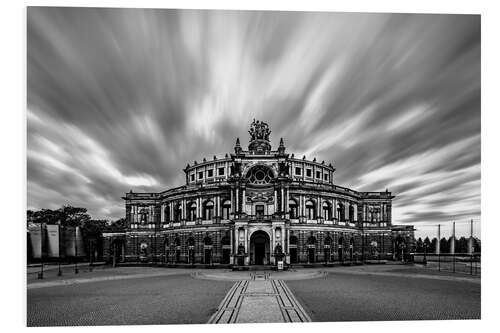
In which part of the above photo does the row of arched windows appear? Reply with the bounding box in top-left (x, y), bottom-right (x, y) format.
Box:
top-left (165, 235), bottom-right (230, 248)
top-left (289, 235), bottom-right (349, 245)
top-left (163, 200), bottom-right (232, 222)
top-left (288, 199), bottom-right (356, 221)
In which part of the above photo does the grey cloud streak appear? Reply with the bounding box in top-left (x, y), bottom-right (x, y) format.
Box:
top-left (27, 8), bottom-right (480, 237)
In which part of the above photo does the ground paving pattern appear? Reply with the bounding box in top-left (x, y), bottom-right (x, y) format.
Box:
top-left (287, 266), bottom-right (480, 321)
top-left (28, 272), bottom-right (233, 326)
top-left (27, 264), bottom-right (481, 326)
top-left (207, 272), bottom-right (311, 323)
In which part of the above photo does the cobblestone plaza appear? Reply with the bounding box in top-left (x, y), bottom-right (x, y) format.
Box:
top-left (27, 264), bottom-right (480, 326)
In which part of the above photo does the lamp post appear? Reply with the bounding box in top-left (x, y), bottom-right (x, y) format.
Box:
top-left (423, 242), bottom-right (427, 265)
top-left (74, 227), bottom-right (79, 274)
top-left (38, 223), bottom-right (44, 279)
top-left (57, 223), bottom-right (62, 276)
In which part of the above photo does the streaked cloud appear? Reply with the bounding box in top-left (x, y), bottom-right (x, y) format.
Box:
top-left (27, 8), bottom-right (480, 237)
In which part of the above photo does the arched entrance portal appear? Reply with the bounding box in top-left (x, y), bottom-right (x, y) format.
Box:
top-left (250, 230), bottom-right (270, 265)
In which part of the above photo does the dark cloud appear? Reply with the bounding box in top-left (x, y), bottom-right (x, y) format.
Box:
top-left (27, 8), bottom-right (480, 237)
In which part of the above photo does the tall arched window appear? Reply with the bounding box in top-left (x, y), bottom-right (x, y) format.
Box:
top-left (139, 208), bottom-right (148, 224)
top-left (222, 200), bottom-right (231, 219)
top-left (202, 200), bottom-right (214, 220)
top-left (187, 202), bottom-right (197, 221)
top-left (174, 203), bottom-right (182, 221)
top-left (289, 199), bottom-right (298, 219)
top-left (305, 200), bottom-right (316, 220)
top-left (349, 204), bottom-right (355, 221)
top-left (164, 204), bottom-right (170, 222)
top-left (337, 202), bottom-right (345, 221)
top-left (322, 201), bottom-right (332, 220)
top-left (204, 236), bottom-right (213, 246)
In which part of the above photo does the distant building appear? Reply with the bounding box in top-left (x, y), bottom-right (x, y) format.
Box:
top-left (103, 120), bottom-right (414, 265)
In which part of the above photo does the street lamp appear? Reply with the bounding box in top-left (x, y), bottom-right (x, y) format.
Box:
top-left (74, 227), bottom-right (79, 274)
top-left (423, 242), bottom-right (427, 265)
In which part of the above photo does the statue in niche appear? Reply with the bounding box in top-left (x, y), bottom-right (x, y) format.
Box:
top-left (278, 161), bottom-right (290, 176)
top-left (275, 243), bottom-right (283, 254)
top-left (238, 243), bottom-right (245, 255)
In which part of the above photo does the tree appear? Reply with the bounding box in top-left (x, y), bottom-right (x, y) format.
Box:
top-left (416, 237), bottom-right (423, 252)
top-left (107, 218), bottom-right (127, 232)
top-left (424, 237), bottom-right (431, 252)
top-left (430, 237), bottom-right (437, 253)
top-left (440, 237), bottom-right (449, 253)
top-left (59, 205), bottom-right (91, 227)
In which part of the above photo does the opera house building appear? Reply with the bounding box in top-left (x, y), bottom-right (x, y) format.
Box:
top-left (103, 120), bottom-right (414, 266)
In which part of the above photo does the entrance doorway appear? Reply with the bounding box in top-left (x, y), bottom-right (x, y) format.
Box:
top-left (250, 230), bottom-right (270, 265)
top-left (308, 247), bottom-right (315, 263)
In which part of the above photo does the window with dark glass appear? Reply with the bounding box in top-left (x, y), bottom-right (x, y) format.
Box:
top-left (198, 171), bottom-right (203, 179)
top-left (305, 200), bottom-right (316, 219)
top-left (202, 200), bottom-right (214, 220)
top-left (218, 167), bottom-right (225, 176)
top-left (207, 169), bottom-right (213, 177)
top-left (323, 202), bottom-right (332, 220)
top-left (295, 167), bottom-right (301, 175)
top-left (222, 200), bottom-right (231, 219)
top-left (289, 199), bottom-right (298, 219)
top-left (255, 205), bottom-right (265, 218)
top-left (190, 174), bottom-right (195, 182)
top-left (306, 169), bottom-right (312, 177)
top-left (316, 171), bottom-right (321, 179)
top-left (187, 202), bottom-right (197, 221)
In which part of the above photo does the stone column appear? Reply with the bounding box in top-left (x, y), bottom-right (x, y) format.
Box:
top-left (244, 228), bottom-right (248, 258)
top-left (285, 188), bottom-right (289, 219)
top-left (281, 187), bottom-right (285, 213)
top-left (182, 199), bottom-right (186, 220)
top-left (216, 195), bottom-right (221, 217)
top-left (274, 189), bottom-right (278, 213)
top-left (317, 195), bottom-right (321, 219)
top-left (236, 188), bottom-right (239, 214)
top-left (242, 188), bottom-right (246, 214)
top-left (300, 194), bottom-right (305, 218)
top-left (196, 197), bottom-right (201, 219)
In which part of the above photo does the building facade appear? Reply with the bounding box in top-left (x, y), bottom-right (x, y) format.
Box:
top-left (103, 120), bottom-right (415, 266)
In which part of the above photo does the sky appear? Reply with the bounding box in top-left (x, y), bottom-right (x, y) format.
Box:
top-left (27, 7), bottom-right (480, 238)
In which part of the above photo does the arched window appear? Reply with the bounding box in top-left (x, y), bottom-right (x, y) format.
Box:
top-left (322, 201), bottom-right (332, 220)
top-left (187, 202), bottom-right (197, 221)
top-left (289, 199), bottom-right (298, 219)
top-left (202, 200), bottom-right (214, 220)
top-left (164, 204), bottom-right (170, 222)
top-left (174, 203), bottom-right (182, 221)
top-left (308, 236), bottom-right (316, 245)
top-left (349, 204), bottom-right (355, 221)
top-left (204, 236), bottom-right (213, 246)
top-left (187, 237), bottom-right (195, 247)
top-left (139, 208), bottom-right (148, 224)
top-left (305, 200), bottom-right (316, 220)
top-left (222, 200), bottom-right (231, 220)
top-left (337, 202), bottom-right (345, 221)
top-left (289, 235), bottom-right (298, 245)
top-left (324, 236), bottom-right (332, 246)
top-left (221, 235), bottom-right (230, 245)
